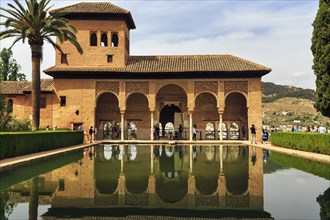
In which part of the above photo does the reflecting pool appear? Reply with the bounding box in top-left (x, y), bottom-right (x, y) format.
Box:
top-left (0, 145), bottom-right (329, 220)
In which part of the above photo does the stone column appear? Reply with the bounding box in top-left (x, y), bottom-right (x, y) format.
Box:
top-left (120, 111), bottom-right (124, 140)
top-left (120, 145), bottom-right (124, 173)
top-left (150, 145), bottom-right (154, 174)
top-left (150, 111), bottom-right (154, 140)
top-left (189, 111), bottom-right (193, 141)
top-left (219, 110), bottom-right (223, 141)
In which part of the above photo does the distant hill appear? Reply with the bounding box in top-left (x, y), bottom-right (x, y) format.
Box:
top-left (262, 82), bottom-right (315, 103)
top-left (261, 82), bottom-right (329, 127)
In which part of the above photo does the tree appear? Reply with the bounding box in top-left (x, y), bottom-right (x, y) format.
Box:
top-left (0, 0), bottom-right (83, 130)
top-left (311, 0), bottom-right (330, 117)
top-left (0, 48), bottom-right (26, 81)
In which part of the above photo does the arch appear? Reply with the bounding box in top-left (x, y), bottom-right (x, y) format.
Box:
top-left (156, 84), bottom-right (188, 138)
top-left (218, 122), bottom-right (228, 140)
top-left (205, 122), bottom-right (215, 140)
top-left (125, 93), bottom-right (150, 139)
top-left (155, 83), bottom-right (188, 95)
top-left (160, 105), bottom-right (181, 137)
top-left (90, 32), bottom-right (97, 46)
top-left (194, 92), bottom-right (218, 140)
top-left (103, 122), bottom-right (113, 140)
top-left (96, 92), bottom-right (120, 140)
top-left (223, 92), bottom-right (248, 130)
top-left (111, 33), bottom-right (119, 47)
top-left (101, 32), bottom-right (108, 47)
top-left (229, 122), bottom-right (240, 140)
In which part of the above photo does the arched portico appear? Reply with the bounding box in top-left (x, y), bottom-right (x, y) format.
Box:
top-left (193, 92), bottom-right (218, 140)
top-left (125, 93), bottom-right (150, 139)
top-left (223, 92), bottom-right (248, 140)
top-left (96, 92), bottom-right (120, 140)
top-left (155, 84), bottom-right (187, 139)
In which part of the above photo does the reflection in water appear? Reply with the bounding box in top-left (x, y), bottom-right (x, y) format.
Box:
top-left (1, 145), bottom-right (275, 219)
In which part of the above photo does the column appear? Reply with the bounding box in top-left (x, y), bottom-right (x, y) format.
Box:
top-left (189, 111), bottom-right (193, 141)
top-left (189, 145), bottom-right (193, 173)
top-left (150, 111), bottom-right (154, 140)
top-left (219, 145), bottom-right (223, 173)
top-left (120, 111), bottom-right (124, 140)
top-left (219, 111), bottom-right (223, 141)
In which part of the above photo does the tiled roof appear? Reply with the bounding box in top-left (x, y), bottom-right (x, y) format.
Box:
top-left (51, 2), bottom-right (136, 29)
top-left (44, 55), bottom-right (271, 74)
top-left (0, 79), bottom-right (54, 95)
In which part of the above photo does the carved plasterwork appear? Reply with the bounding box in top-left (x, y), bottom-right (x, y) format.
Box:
top-left (194, 81), bottom-right (218, 96)
top-left (126, 81), bottom-right (149, 96)
top-left (96, 81), bottom-right (119, 96)
top-left (224, 81), bottom-right (248, 95)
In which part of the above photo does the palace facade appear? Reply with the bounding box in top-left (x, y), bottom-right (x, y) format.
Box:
top-left (0, 2), bottom-right (271, 141)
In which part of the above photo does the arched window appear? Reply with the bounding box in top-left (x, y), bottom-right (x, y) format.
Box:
top-left (218, 122), bottom-right (228, 140)
top-left (205, 122), bottom-right (215, 140)
top-left (90, 32), bottom-right (97, 46)
top-left (103, 122), bottom-right (112, 139)
top-left (101, 32), bottom-right (108, 47)
top-left (111, 33), bottom-right (119, 47)
top-left (230, 122), bottom-right (239, 140)
top-left (164, 122), bottom-right (174, 137)
top-left (7, 99), bottom-right (13, 113)
top-left (128, 122), bottom-right (137, 140)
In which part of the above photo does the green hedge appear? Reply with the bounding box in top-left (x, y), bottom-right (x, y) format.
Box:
top-left (0, 130), bottom-right (84, 160)
top-left (271, 132), bottom-right (330, 155)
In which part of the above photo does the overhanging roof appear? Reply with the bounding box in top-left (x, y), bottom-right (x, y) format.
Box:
top-left (0, 79), bottom-right (54, 95)
top-left (44, 55), bottom-right (271, 79)
top-left (50, 2), bottom-right (136, 29)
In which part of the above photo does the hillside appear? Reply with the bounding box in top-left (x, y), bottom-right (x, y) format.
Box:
top-left (261, 82), bottom-right (329, 127)
top-left (262, 82), bottom-right (315, 103)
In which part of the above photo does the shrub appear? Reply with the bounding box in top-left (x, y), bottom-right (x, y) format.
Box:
top-left (0, 130), bottom-right (84, 160)
top-left (271, 132), bottom-right (330, 155)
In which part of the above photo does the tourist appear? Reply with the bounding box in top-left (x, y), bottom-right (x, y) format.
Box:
top-left (178, 124), bottom-right (183, 140)
top-left (241, 125), bottom-right (246, 140)
top-left (112, 123), bottom-right (117, 139)
top-left (89, 126), bottom-right (93, 143)
top-left (127, 123), bottom-right (132, 140)
top-left (93, 127), bottom-right (97, 141)
top-left (154, 124), bottom-right (160, 140)
top-left (306, 126), bottom-right (311, 132)
top-left (250, 124), bottom-right (256, 144)
top-left (319, 124), bottom-right (326, 133)
top-left (192, 124), bottom-right (197, 141)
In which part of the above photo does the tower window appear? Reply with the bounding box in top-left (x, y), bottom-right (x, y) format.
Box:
top-left (107, 55), bottom-right (113, 63)
top-left (7, 99), bottom-right (13, 113)
top-left (60, 96), bottom-right (66, 106)
top-left (61, 53), bottom-right (67, 64)
top-left (101, 32), bottom-right (108, 47)
top-left (90, 32), bottom-right (97, 46)
top-left (111, 33), bottom-right (119, 47)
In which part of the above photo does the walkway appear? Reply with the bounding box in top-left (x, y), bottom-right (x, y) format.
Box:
top-left (0, 140), bottom-right (329, 171)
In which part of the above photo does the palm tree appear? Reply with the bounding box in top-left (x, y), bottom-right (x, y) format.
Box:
top-left (0, 0), bottom-right (83, 130)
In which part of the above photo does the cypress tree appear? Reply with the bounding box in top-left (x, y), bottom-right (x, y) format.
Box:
top-left (311, 0), bottom-right (330, 117)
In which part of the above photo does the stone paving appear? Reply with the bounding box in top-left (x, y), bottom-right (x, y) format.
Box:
top-left (1, 140), bottom-right (329, 171)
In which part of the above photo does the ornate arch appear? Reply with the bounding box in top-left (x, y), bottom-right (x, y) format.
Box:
top-left (194, 81), bottom-right (218, 97)
top-left (224, 81), bottom-right (248, 96)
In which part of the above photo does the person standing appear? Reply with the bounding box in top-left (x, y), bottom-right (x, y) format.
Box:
top-left (192, 124), bottom-right (197, 141)
top-left (241, 125), bottom-right (246, 140)
top-left (89, 126), bottom-right (93, 143)
top-left (178, 124), bottom-right (183, 140)
top-left (250, 124), bottom-right (256, 144)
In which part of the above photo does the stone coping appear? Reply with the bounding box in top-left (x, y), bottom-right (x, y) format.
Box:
top-left (1, 140), bottom-right (329, 171)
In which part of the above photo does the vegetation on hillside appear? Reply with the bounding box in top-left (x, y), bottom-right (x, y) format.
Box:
top-left (262, 82), bottom-right (315, 103)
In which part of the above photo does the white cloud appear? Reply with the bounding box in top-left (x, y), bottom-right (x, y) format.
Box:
top-left (0, 0), bottom-right (318, 89)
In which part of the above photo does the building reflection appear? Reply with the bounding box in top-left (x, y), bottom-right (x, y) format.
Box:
top-left (4, 145), bottom-right (272, 219)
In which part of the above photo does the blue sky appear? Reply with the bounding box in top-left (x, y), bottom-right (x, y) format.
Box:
top-left (0, 0), bottom-right (319, 89)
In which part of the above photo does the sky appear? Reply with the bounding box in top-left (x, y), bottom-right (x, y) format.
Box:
top-left (0, 0), bottom-right (319, 90)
